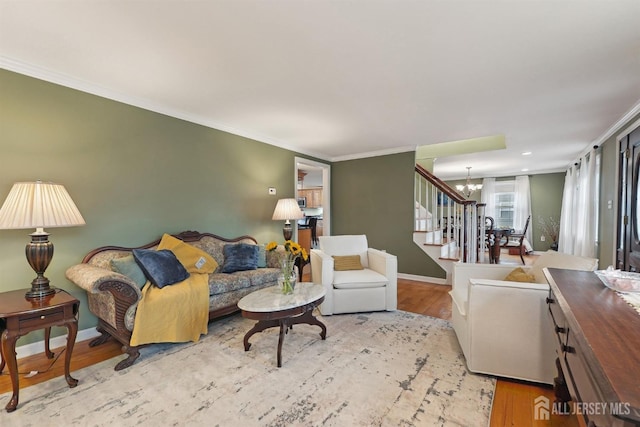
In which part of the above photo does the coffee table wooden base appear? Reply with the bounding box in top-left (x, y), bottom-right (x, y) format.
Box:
top-left (242, 299), bottom-right (327, 367)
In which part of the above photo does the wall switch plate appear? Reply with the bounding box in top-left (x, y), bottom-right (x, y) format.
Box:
top-left (541, 235), bottom-right (546, 242)
top-left (268, 187), bottom-right (276, 195)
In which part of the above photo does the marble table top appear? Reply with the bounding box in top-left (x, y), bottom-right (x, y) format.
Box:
top-left (238, 282), bottom-right (325, 313)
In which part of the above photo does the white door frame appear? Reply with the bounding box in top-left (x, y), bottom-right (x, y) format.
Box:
top-left (295, 156), bottom-right (331, 238)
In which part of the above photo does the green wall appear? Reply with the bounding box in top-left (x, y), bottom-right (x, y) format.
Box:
top-left (529, 173), bottom-right (565, 251)
top-left (332, 152), bottom-right (445, 278)
top-left (0, 69), bottom-right (307, 344)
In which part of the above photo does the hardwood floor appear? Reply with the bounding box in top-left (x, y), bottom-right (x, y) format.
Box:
top-left (397, 278), bottom-right (579, 427)
top-left (1, 262), bottom-right (580, 426)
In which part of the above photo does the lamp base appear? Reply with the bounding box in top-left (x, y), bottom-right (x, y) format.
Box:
top-left (282, 223), bottom-right (293, 241)
top-left (25, 286), bottom-right (56, 299)
top-left (25, 231), bottom-right (55, 300)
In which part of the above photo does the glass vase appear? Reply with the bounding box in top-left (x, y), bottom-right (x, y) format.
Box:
top-left (279, 259), bottom-right (297, 294)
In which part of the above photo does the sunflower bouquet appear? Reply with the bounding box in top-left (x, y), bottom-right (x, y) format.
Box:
top-left (266, 240), bottom-right (309, 294)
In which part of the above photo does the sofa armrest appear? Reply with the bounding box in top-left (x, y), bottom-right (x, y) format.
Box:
top-left (367, 249), bottom-right (394, 277)
top-left (469, 278), bottom-right (549, 292)
top-left (310, 249), bottom-right (335, 314)
top-left (453, 262), bottom-right (528, 285)
top-left (66, 264), bottom-right (142, 298)
top-left (452, 262), bottom-right (532, 306)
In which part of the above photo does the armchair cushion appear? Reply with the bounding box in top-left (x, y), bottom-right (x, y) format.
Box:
top-left (333, 269), bottom-right (388, 289)
top-left (332, 255), bottom-right (364, 271)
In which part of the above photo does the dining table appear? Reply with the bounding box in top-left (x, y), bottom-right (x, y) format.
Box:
top-left (486, 228), bottom-right (511, 263)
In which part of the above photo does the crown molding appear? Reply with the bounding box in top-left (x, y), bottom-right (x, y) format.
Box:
top-left (570, 98), bottom-right (640, 165)
top-left (330, 145), bottom-right (416, 162)
top-left (0, 56), bottom-right (333, 162)
top-left (593, 99), bottom-right (640, 147)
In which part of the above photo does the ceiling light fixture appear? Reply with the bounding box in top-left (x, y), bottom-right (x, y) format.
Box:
top-left (456, 167), bottom-right (482, 198)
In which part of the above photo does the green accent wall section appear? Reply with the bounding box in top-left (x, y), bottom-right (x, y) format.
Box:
top-left (332, 152), bottom-right (445, 279)
top-left (529, 173), bottom-right (565, 251)
top-left (0, 69), bottom-right (305, 344)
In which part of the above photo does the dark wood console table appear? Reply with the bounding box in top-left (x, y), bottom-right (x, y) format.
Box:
top-left (544, 268), bottom-right (640, 426)
top-left (0, 289), bottom-right (79, 412)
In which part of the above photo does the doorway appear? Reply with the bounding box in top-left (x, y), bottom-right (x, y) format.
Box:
top-left (617, 123), bottom-right (640, 271)
top-left (295, 157), bottom-right (330, 253)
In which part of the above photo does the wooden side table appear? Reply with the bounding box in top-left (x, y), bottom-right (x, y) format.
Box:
top-left (0, 289), bottom-right (79, 412)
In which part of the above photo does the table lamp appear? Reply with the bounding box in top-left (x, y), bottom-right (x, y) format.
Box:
top-left (0, 181), bottom-right (86, 299)
top-left (272, 198), bottom-right (304, 240)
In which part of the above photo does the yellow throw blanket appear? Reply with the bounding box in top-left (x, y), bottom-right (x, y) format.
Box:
top-left (130, 273), bottom-right (209, 346)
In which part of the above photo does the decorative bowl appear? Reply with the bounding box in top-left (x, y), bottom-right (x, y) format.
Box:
top-left (594, 269), bottom-right (640, 293)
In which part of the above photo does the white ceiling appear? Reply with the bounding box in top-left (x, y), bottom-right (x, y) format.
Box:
top-left (1, 0), bottom-right (639, 180)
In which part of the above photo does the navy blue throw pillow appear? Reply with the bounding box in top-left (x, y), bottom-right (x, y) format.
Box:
top-left (132, 249), bottom-right (190, 288)
top-left (220, 243), bottom-right (259, 273)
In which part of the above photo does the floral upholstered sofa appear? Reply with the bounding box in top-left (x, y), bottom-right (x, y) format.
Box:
top-left (66, 231), bottom-right (281, 370)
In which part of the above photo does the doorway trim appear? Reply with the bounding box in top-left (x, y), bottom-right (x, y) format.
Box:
top-left (295, 157), bottom-right (331, 238)
top-left (615, 117), bottom-right (640, 268)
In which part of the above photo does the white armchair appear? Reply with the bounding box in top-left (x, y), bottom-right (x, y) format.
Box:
top-left (450, 251), bottom-right (598, 384)
top-left (310, 235), bottom-right (397, 315)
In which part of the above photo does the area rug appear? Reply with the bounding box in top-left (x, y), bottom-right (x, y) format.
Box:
top-left (0, 311), bottom-right (495, 426)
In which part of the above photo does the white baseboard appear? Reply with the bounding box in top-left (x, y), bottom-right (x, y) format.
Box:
top-left (398, 273), bottom-right (448, 285)
top-left (16, 327), bottom-right (101, 360)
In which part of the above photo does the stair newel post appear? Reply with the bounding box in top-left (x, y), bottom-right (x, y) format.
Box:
top-left (470, 202), bottom-right (478, 263)
top-left (445, 198), bottom-right (454, 258)
top-left (477, 203), bottom-right (487, 263)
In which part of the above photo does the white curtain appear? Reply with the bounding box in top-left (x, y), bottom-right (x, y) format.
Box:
top-left (481, 178), bottom-right (496, 220)
top-left (558, 167), bottom-right (576, 254)
top-left (559, 148), bottom-right (598, 258)
top-left (514, 176), bottom-right (532, 243)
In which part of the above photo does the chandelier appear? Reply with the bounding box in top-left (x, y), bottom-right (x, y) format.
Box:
top-left (456, 167), bottom-right (482, 198)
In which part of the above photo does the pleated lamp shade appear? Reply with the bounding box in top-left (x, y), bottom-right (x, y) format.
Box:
top-left (0, 181), bottom-right (85, 299)
top-left (0, 181), bottom-right (85, 230)
top-left (272, 198), bottom-right (304, 241)
top-left (272, 198), bottom-right (304, 221)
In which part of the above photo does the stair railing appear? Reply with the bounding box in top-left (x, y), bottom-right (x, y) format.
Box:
top-left (414, 165), bottom-right (480, 263)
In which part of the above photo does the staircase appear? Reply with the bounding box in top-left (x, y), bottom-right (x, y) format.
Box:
top-left (414, 165), bottom-right (488, 283)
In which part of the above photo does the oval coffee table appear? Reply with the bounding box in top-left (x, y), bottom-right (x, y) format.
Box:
top-left (237, 282), bottom-right (327, 367)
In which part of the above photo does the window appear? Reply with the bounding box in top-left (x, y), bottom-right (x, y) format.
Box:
top-left (494, 180), bottom-right (515, 229)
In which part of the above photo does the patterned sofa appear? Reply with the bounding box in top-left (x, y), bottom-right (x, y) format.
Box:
top-left (66, 231), bottom-right (280, 370)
